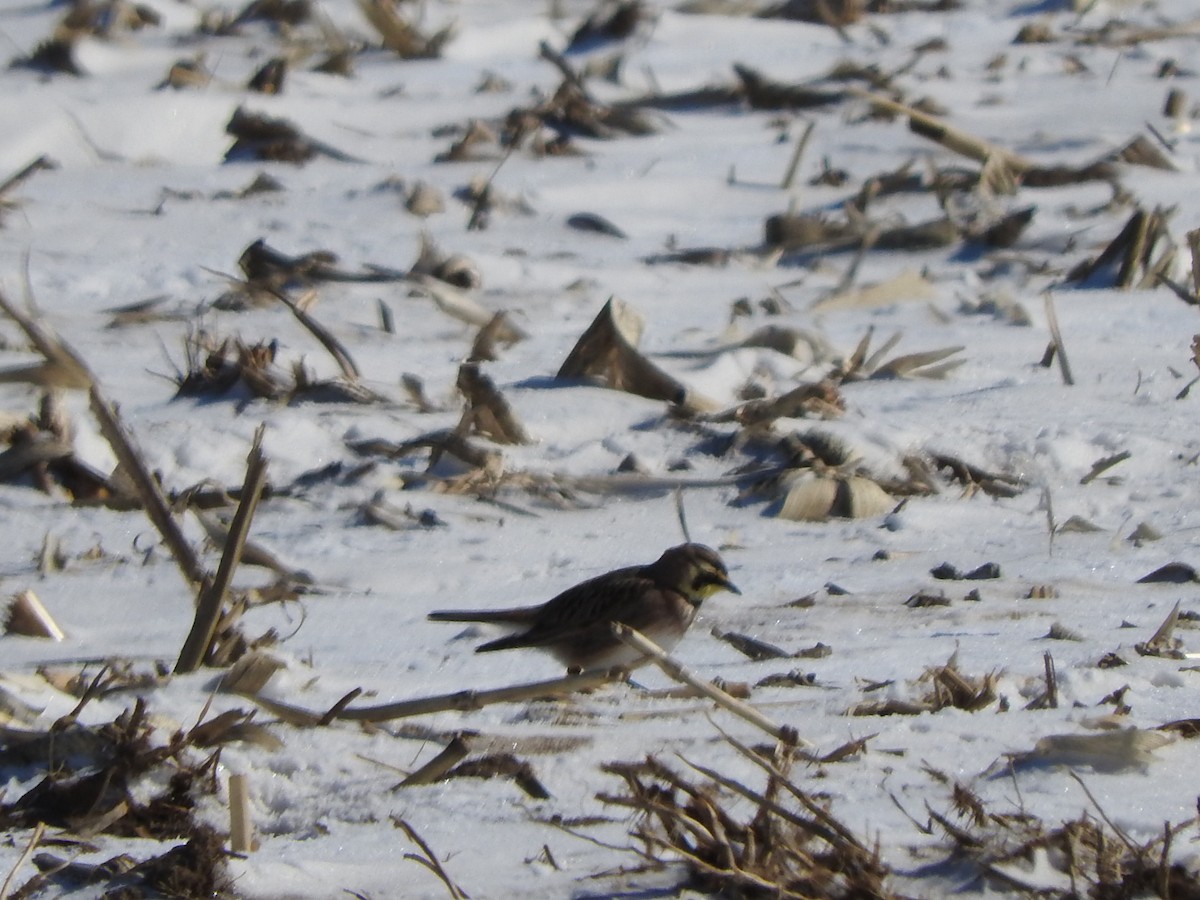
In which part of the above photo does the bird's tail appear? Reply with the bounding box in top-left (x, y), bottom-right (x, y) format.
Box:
top-left (428, 606), bottom-right (537, 625)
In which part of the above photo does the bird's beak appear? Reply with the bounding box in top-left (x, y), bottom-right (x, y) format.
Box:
top-left (721, 574), bottom-right (741, 595)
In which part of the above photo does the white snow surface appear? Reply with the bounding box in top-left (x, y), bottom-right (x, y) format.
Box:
top-left (2, 0), bottom-right (1200, 897)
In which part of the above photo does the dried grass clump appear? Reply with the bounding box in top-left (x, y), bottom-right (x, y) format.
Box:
top-left (850, 652), bottom-right (998, 716)
top-left (0, 697), bottom-right (226, 837)
top-left (1067, 205), bottom-right (1179, 290)
top-left (733, 430), bottom-right (902, 522)
top-left (923, 772), bottom-right (1200, 897)
top-left (600, 744), bottom-right (897, 898)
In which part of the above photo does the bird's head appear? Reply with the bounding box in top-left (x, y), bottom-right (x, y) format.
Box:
top-left (656, 543), bottom-right (740, 604)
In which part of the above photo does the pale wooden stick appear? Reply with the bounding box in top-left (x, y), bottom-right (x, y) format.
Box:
top-left (0, 821), bottom-right (44, 900)
top-left (247, 668), bottom-right (619, 724)
top-left (611, 624), bottom-right (804, 747)
top-left (228, 773), bottom-right (254, 853)
top-left (1043, 292), bottom-right (1074, 386)
top-left (175, 426), bottom-right (268, 673)
top-left (851, 88), bottom-right (1034, 173)
top-left (780, 119), bottom-right (816, 190)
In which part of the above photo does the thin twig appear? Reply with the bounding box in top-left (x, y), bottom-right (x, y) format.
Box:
top-left (91, 389), bottom-right (209, 586)
top-left (267, 286), bottom-right (361, 380)
top-left (318, 688), bottom-right (364, 726)
top-left (612, 624), bottom-right (804, 746)
top-left (247, 668), bottom-right (620, 724)
top-left (781, 119), bottom-right (816, 190)
top-left (1068, 771), bottom-right (1139, 853)
top-left (394, 817), bottom-right (470, 899)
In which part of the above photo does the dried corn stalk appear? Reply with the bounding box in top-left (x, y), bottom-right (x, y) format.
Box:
top-left (775, 471), bottom-right (893, 521)
top-left (557, 297), bottom-right (712, 410)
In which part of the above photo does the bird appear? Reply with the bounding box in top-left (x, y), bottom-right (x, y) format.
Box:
top-left (428, 543), bottom-right (739, 673)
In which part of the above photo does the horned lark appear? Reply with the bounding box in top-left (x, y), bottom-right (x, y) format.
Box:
top-left (428, 543), bottom-right (739, 672)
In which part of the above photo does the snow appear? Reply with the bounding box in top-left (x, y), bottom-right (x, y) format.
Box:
top-left (2, 0), bottom-right (1200, 896)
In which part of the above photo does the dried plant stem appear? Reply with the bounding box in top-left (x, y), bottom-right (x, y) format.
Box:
top-left (1188, 228), bottom-right (1200, 295)
top-left (175, 426), bottom-right (268, 673)
top-left (1080, 450), bottom-right (1131, 485)
top-left (852, 88), bottom-right (1034, 173)
top-left (0, 155), bottom-right (54, 199)
top-left (228, 773), bottom-right (253, 854)
top-left (90, 390), bottom-right (208, 586)
top-left (248, 668), bottom-right (619, 724)
top-left (394, 817), bottom-right (470, 899)
top-left (611, 624), bottom-right (804, 746)
top-left (1042, 651), bottom-right (1057, 709)
top-left (1024, 651), bottom-right (1057, 710)
top-left (378, 297), bottom-right (395, 334)
top-left (318, 688), bottom-right (364, 726)
top-left (1042, 292), bottom-right (1074, 386)
top-left (0, 821), bottom-right (44, 900)
top-left (394, 735), bottom-right (473, 789)
top-left (268, 287), bottom-right (360, 380)
top-left (1068, 771), bottom-right (1138, 853)
top-left (780, 119), bottom-right (815, 190)
top-left (716, 723), bottom-right (871, 849)
top-left (640, 831), bottom-right (810, 899)
top-left (680, 755), bottom-right (848, 852)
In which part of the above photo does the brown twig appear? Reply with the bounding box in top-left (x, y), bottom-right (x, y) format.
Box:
top-left (175, 426), bottom-right (268, 673)
top-left (394, 817), bottom-right (470, 899)
top-left (90, 389), bottom-right (208, 586)
top-left (266, 286), bottom-right (361, 380)
top-left (317, 688), bottom-right (363, 726)
top-left (394, 735), bottom-right (473, 789)
top-left (247, 668), bottom-right (620, 724)
top-left (1080, 450), bottom-right (1131, 485)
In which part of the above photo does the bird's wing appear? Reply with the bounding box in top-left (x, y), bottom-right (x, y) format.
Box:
top-left (510, 566), bottom-right (655, 642)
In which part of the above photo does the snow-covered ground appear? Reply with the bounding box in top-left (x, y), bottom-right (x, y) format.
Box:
top-left (3, 0), bottom-right (1200, 896)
